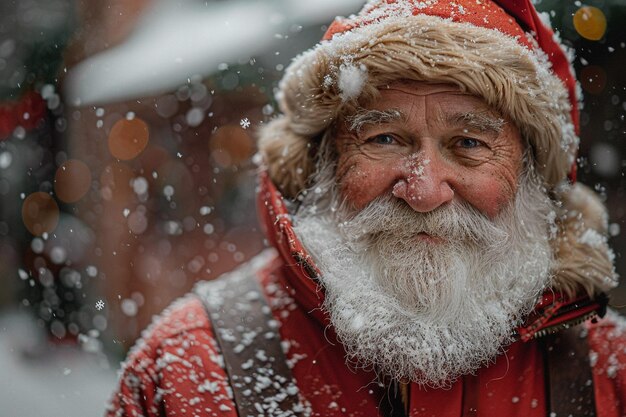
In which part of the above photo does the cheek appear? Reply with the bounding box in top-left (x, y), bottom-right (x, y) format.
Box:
top-left (337, 158), bottom-right (396, 211)
top-left (459, 140), bottom-right (523, 219)
top-left (458, 171), bottom-right (518, 219)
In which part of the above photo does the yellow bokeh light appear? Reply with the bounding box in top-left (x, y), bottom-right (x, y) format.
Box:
top-left (108, 118), bottom-right (150, 161)
top-left (573, 6), bottom-right (607, 41)
top-left (55, 159), bottom-right (93, 203)
top-left (22, 192), bottom-right (60, 236)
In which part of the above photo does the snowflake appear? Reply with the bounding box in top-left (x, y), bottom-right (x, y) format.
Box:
top-left (95, 300), bottom-right (105, 310)
top-left (240, 118), bottom-right (251, 129)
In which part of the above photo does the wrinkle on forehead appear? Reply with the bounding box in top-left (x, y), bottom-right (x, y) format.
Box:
top-left (371, 81), bottom-right (508, 136)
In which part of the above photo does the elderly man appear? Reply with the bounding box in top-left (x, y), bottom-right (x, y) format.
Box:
top-left (107, 0), bottom-right (625, 416)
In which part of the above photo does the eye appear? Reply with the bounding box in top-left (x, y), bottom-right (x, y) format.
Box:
top-left (456, 137), bottom-right (482, 149)
top-left (367, 134), bottom-right (396, 145)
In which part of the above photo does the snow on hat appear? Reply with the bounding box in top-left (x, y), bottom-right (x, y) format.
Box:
top-left (258, 0), bottom-right (581, 199)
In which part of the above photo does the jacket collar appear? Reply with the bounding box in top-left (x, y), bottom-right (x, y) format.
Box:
top-left (257, 171), bottom-right (326, 324)
top-left (256, 171), bottom-right (608, 341)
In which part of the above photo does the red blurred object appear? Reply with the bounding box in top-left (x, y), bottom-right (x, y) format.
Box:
top-left (0, 91), bottom-right (47, 140)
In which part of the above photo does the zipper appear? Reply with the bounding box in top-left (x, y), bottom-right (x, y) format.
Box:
top-left (293, 251), bottom-right (320, 281)
top-left (528, 310), bottom-right (598, 340)
top-left (542, 296), bottom-right (597, 317)
top-left (519, 293), bottom-right (608, 341)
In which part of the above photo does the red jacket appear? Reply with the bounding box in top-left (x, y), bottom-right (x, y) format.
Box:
top-left (106, 174), bottom-right (626, 417)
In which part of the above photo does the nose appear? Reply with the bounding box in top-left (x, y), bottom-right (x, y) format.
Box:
top-left (392, 151), bottom-right (455, 212)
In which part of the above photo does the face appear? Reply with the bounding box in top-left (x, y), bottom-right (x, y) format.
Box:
top-left (335, 81), bottom-right (525, 219)
top-left (294, 80), bottom-right (553, 385)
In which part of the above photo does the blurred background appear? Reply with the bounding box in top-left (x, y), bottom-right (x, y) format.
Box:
top-left (0, 0), bottom-right (624, 415)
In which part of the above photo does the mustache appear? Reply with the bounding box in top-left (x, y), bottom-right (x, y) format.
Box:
top-left (336, 195), bottom-right (509, 245)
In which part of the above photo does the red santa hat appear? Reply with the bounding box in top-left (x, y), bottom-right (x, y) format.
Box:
top-left (259, 0), bottom-right (580, 198)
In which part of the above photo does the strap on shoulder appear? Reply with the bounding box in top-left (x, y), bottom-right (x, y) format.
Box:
top-left (544, 325), bottom-right (596, 417)
top-left (195, 250), bottom-right (304, 417)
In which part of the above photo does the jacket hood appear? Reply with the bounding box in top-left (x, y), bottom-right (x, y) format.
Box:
top-left (256, 170), bottom-right (615, 340)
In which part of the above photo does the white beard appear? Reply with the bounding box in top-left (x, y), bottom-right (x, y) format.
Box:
top-left (293, 168), bottom-right (554, 387)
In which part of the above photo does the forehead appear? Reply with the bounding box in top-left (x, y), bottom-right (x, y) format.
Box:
top-left (370, 80), bottom-right (494, 114)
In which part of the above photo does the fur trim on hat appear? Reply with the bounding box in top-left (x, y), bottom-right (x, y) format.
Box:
top-left (258, 118), bottom-right (314, 199)
top-left (259, 14), bottom-right (577, 199)
top-left (551, 183), bottom-right (618, 296)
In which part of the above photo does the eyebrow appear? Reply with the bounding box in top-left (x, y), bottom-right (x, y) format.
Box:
top-left (446, 111), bottom-right (506, 135)
top-left (346, 108), bottom-right (405, 133)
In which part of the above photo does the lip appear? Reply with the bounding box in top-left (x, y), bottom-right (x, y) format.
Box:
top-left (415, 232), bottom-right (444, 244)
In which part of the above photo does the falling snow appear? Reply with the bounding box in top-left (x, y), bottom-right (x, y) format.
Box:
top-left (2, 1), bottom-right (626, 417)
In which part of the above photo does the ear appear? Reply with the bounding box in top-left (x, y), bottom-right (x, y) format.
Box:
top-left (550, 183), bottom-right (618, 296)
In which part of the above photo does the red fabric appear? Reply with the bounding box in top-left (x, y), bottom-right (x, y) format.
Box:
top-left (325, 0), bottom-right (531, 47)
top-left (587, 315), bottom-right (626, 417)
top-left (106, 174), bottom-right (626, 416)
top-left (322, 0), bottom-right (579, 181)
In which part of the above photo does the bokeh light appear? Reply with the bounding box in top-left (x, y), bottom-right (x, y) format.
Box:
top-left (580, 65), bottom-right (607, 95)
top-left (100, 162), bottom-right (134, 202)
top-left (54, 159), bottom-right (92, 203)
top-left (21, 192), bottom-right (60, 236)
top-left (107, 117), bottom-right (150, 160)
top-left (156, 160), bottom-right (194, 203)
top-left (573, 6), bottom-right (607, 41)
top-left (208, 125), bottom-right (255, 168)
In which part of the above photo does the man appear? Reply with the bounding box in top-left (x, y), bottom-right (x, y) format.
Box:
top-left (107, 0), bottom-right (625, 416)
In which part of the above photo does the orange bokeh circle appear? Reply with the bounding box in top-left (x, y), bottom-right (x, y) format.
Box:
top-left (22, 192), bottom-right (60, 235)
top-left (108, 118), bottom-right (150, 160)
top-left (573, 6), bottom-right (607, 41)
top-left (55, 159), bottom-right (92, 203)
top-left (208, 125), bottom-right (255, 167)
